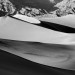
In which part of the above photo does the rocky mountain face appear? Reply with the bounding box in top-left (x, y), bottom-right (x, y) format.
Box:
top-left (0, 0), bottom-right (50, 17)
top-left (53, 0), bottom-right (75, 17)
top-left (0, 0), bottom-right (75, 17)
top-left (0, 0), bottom-right (16, 15)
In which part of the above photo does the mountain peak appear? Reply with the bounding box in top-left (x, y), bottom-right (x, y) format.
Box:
top-left (53, 0), bottom-right (75, 16)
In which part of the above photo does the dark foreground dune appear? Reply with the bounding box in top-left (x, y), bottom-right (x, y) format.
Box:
top-left (0, 39), bottom-right (75, 71)
top-left (1, 49), bottom-right (75, 75)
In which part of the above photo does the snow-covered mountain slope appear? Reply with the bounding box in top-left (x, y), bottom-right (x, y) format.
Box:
top-left (39, 14), bottom-right (75, 28)
top-left (0, 16), bottom-right (75, 45)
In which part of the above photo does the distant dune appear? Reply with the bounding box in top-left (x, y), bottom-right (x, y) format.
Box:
top-left (39, 14), bottom-right (75, 28)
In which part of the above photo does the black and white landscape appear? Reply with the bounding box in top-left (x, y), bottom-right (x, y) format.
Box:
top-left (0, 0), bottom-right (75, 75)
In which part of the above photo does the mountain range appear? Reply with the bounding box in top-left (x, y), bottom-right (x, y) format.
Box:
top-left (0, 0), bottom-right (75, 17)
top-left (9, 0), bottom-right (62, 12)
top-left (0, 0), bottom-right (60, 17)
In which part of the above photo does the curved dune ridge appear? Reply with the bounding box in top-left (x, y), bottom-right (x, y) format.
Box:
top-left (39, 14), bottom-right (75, 28)
top-left (13, 14), bottom-right (75, 33)
top-left (0, 16), bottom-right (75, 45)
top-left (13, 14), bottom-right (41, 24)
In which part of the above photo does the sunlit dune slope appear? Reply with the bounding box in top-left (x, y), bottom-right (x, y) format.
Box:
top-left (0, 16), bottom-right (73, 45)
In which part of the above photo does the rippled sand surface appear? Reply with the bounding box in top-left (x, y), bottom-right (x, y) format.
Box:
top-left (0, 39), bottom-right (75, 70)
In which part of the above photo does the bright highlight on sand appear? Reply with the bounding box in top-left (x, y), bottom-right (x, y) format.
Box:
top-left (13, 14), bottom-right (41, 24)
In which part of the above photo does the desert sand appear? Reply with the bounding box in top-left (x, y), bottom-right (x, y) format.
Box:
top-left (0, 15), bottom-right (75, 70)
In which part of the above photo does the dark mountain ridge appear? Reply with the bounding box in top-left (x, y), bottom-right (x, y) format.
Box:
top-left (1, 0), bottom-right (71, 17)
top-left (9, 0), bottom-right (58, 12)
top-left (0, 0), bottom-right (62, 17)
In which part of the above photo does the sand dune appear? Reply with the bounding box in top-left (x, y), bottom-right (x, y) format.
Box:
top-left (0, 16), bottom-right (74, 45)
top-left (39, 14), bottom-right (75, 28)
top-left (0, 15), bottom-right (75, 70)
top-left (13, 14), bottom-right (41, 24)
top-left (0, 39), bottom-right (75, 70)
